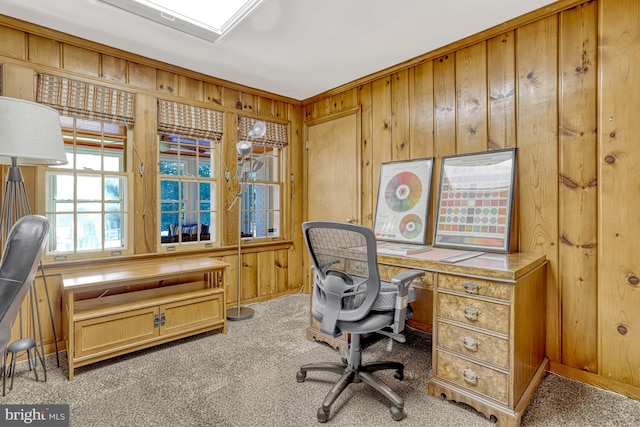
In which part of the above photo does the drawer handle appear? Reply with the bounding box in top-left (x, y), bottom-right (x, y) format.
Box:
top-left (460, 336), bottom-right (479, 351)
top-left (153, 314), bottom-right (160, 328)
top-left (460, 368), bottom-right (480, 385)
top-left (160, 312), bottom-right (166, 326)
top-left (462, 306), bottom-right (480, 321)
top-left (461, 281), bottom-right (481, 294)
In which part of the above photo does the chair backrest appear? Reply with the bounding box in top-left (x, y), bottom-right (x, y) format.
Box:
top-left (302, 221), bottom-right (381, 336)
top-left (0, 215), bottom-right (50, 352)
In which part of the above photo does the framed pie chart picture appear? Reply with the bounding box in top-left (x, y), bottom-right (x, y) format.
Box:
top-left (374, 158), bottom-right (433, 244)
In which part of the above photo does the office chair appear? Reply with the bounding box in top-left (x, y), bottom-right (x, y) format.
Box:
top-left (297, 221), bottom-right (424, 422)
top-left (0, 215), bottom-right (50, 396)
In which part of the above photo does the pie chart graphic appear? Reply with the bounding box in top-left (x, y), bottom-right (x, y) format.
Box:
top-left (384, 172), bottom-right (422, 212)
top-left (399, 214), bottom-right (423, 240)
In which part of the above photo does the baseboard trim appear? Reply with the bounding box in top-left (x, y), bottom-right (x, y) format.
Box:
top-left (550, 361), bottom-right (640, 400)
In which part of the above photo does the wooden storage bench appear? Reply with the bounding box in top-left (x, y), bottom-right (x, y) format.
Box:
top-left (62, 256), bottom-right (228, 380)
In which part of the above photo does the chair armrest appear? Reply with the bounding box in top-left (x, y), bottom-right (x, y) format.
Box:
top-left (391, 269), bottom-right (425, 287)
top-left (389, 269), bottom-right (424, 334)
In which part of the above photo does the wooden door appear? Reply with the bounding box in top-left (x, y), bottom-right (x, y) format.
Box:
top-left (305, 110), bottom-right (360, 223)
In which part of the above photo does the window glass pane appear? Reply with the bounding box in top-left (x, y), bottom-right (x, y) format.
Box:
top-left (48, 213), bottom-right (74, 252)
top-left (268, 184), bottom-right (280, 209)
top-left (77, 213), bottom-right (102, 251)
top-left (105, 176), bottom-right (125, 201)
top-left (105, 213), bottom-right (124, 248)
top-left (161, 213), bottom-right (180, 242)
top-left (77, 175), bottom-right (102, 201)
top-left (76, 147), bottom-right (103, 171)
top-left (254, 210), bottom-right (266, 238)
top-left (268, 212), bottom-right (280, 237)
top-left (47, 173), bottom-right (74, 211)
top-left (104, 147), bottom-right (124, 172)
top-left (160, 180), bottom-right (180, 203)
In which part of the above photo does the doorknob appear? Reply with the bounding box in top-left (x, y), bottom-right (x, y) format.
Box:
top-left (346, 217), bottom-right (356, 224)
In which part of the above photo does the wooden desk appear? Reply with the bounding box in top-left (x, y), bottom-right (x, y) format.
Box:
top-left (308, 248), bottom-right (547, 426)
top-left (62, 256), bottom-right (228, 380)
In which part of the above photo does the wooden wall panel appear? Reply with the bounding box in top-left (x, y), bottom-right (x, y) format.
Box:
top-left (128, 61), bottom-right (156, 90)
top-left (391, 70), bottom-right (410, 161)
top-left (371, 77), bottom-right (392, 201)
top-left (516, 15), bottom-right (560, 361)
top-left (455, 42), bottom-right (488, 154)
top-left (27, 34), bottom-right (60, 68)
top-left (178, 75), bottom-right (203, 101)
top-left (101, 54), bottom-right (127, 83)
top-left (487, 32), bottom-right (517, 150)
top-left (0, 26), bottom-right (25, 60)
top-left (434, 54), bottom-right (457, 158)
top-left (258, 250), bottom-right (276, 296)
top-left (599, 0), bottom-right (640, 388)
top-left (156, 69), bottom-right (178, 95)
top-left (204, 82), bottom-right (223, 105)
top-left (558, 1), bottom-right (598, 373)
top-left (62, 44), bottom-right (100, 76)
top-left (360, 83), bottom-right (374, 227)
top-left (409, 61), bottom-right (435, 160)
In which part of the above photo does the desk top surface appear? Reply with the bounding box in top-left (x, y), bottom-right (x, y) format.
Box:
top-left (378, 248), bottom-right (545, 281)
top-left (62, 256), bottom-right (228, 290)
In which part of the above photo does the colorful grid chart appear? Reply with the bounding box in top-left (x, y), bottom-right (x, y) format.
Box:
top-left (434, 149), bottom-right (516, 252)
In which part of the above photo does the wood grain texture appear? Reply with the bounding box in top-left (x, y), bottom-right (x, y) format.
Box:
top-left (598, 0), bottom-right (640, 387)
top-left (27, 34), bottom-right (60, 67)
top-left (487, 31), bottom-right (516, 150)
top-left (409, 61), bottom-right (435, 160)
top-left (437, 292), bottom-right (510, 334)
top-left (0, 26), bottom-right (25, 60)
top-left (558, 1), bottom-right (598, 373)
top-left (360, 83), bottom-right (374, 227)
top-left (438, 321), bottom-right (509, 368)
top-left (371, 76), bottom-right (392, 193)
top-left (100, 54), bottom-right (127, 83)
top-left (516, 15), bottom-right (560, 361)
top-left (456, 41), bottom-right (488, 154)
top-left (391, 69), bottom-right (410, 161)
top-left (434, 54), bottom-right (457, 158)
top-left (62, 44), bottom-right (100, 76)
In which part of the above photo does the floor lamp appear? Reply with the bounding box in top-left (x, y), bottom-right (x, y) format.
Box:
top-left (226, 120), bottom-right (266, 321)
top-left (0, 96), bottom-right (68, 369)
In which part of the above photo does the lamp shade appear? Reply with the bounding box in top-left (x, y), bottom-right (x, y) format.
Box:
top-left (236, 140), bottom-right (252, 158)
top-left (0, 96), bottom-right (68, 165)
top-left (248, 120), bottom-right (266, 139)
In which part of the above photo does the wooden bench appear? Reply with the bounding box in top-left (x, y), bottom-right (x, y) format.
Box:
top-left (62, 256), bottom-right (228, 380)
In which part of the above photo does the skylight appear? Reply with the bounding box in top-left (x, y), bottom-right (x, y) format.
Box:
top-left (99, 0), bottom-right (264, 43)
top-left (143, 0), bottom-right (254, 31)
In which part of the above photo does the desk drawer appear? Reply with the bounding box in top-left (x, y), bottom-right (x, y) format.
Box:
top-left (437, 321), bottom-right (509, 369)
top-left (436, 293), bottom-right (509, 334)
top-left (438, 274), bottom-right (511, 300)
top-left (379, 264), bottom-right (433, 288)
top-left (435, 350), bottom-right (508, 404)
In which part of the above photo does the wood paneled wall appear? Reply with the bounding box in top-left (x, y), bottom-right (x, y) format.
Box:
top-left (0, 14), bottom-right (305, 356)
top-left (302, 0), bottom-right (640, 399)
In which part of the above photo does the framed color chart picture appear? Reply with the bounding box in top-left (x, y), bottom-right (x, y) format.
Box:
top-left (374, 158), bottom-right (433, 244)
top-left (434, 149), bottom-right (516, 253)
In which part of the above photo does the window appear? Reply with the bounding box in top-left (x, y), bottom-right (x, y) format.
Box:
top-left (44, 116), bottom-right (130, 256)
top-left (240, 145), bottom-right (281, 239)
top-left (159, 134), bottom-right (218, 246)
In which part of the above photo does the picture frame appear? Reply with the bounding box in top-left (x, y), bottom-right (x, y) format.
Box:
top-left (374, 158), bottom-right (433, 244)
top-left (433, 148), bottom-right (516, 253)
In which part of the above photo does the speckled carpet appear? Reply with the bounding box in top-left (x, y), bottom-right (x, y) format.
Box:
top-left (2, 293), bottom-right (640, 426)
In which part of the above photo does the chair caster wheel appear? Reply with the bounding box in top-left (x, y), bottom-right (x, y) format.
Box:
top-left (317, 407), bottom-right (329, 423)
top-left (390, 406), bottom-right (405, 421)
top-left (394, 369), bottom-right (404, 381)
top-left (296, 371), bottom-right (306, 383)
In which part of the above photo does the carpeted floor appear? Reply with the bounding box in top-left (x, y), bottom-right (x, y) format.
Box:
top-left (2, 293), bottom-right (640, 426)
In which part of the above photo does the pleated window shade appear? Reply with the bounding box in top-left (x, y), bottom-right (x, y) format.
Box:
top-left (36, 73), bottom-right (135, 125)
top-left (238, 116), bottom-right (288, 148)
top-left (157, 99), bottom-right (223, 140)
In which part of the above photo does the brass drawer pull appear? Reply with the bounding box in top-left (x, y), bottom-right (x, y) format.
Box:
top-left (460, 368), bottom-right (480, 385)
top-left (461, 281), bottom-right (481, 294)
top-left (460, 336), bottom-right (479, 351)
top-left (462, 306), bottom-right (480, 321)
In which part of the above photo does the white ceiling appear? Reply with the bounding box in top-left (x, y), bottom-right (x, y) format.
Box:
top-left (0, 0), bottom-right (557, 101)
